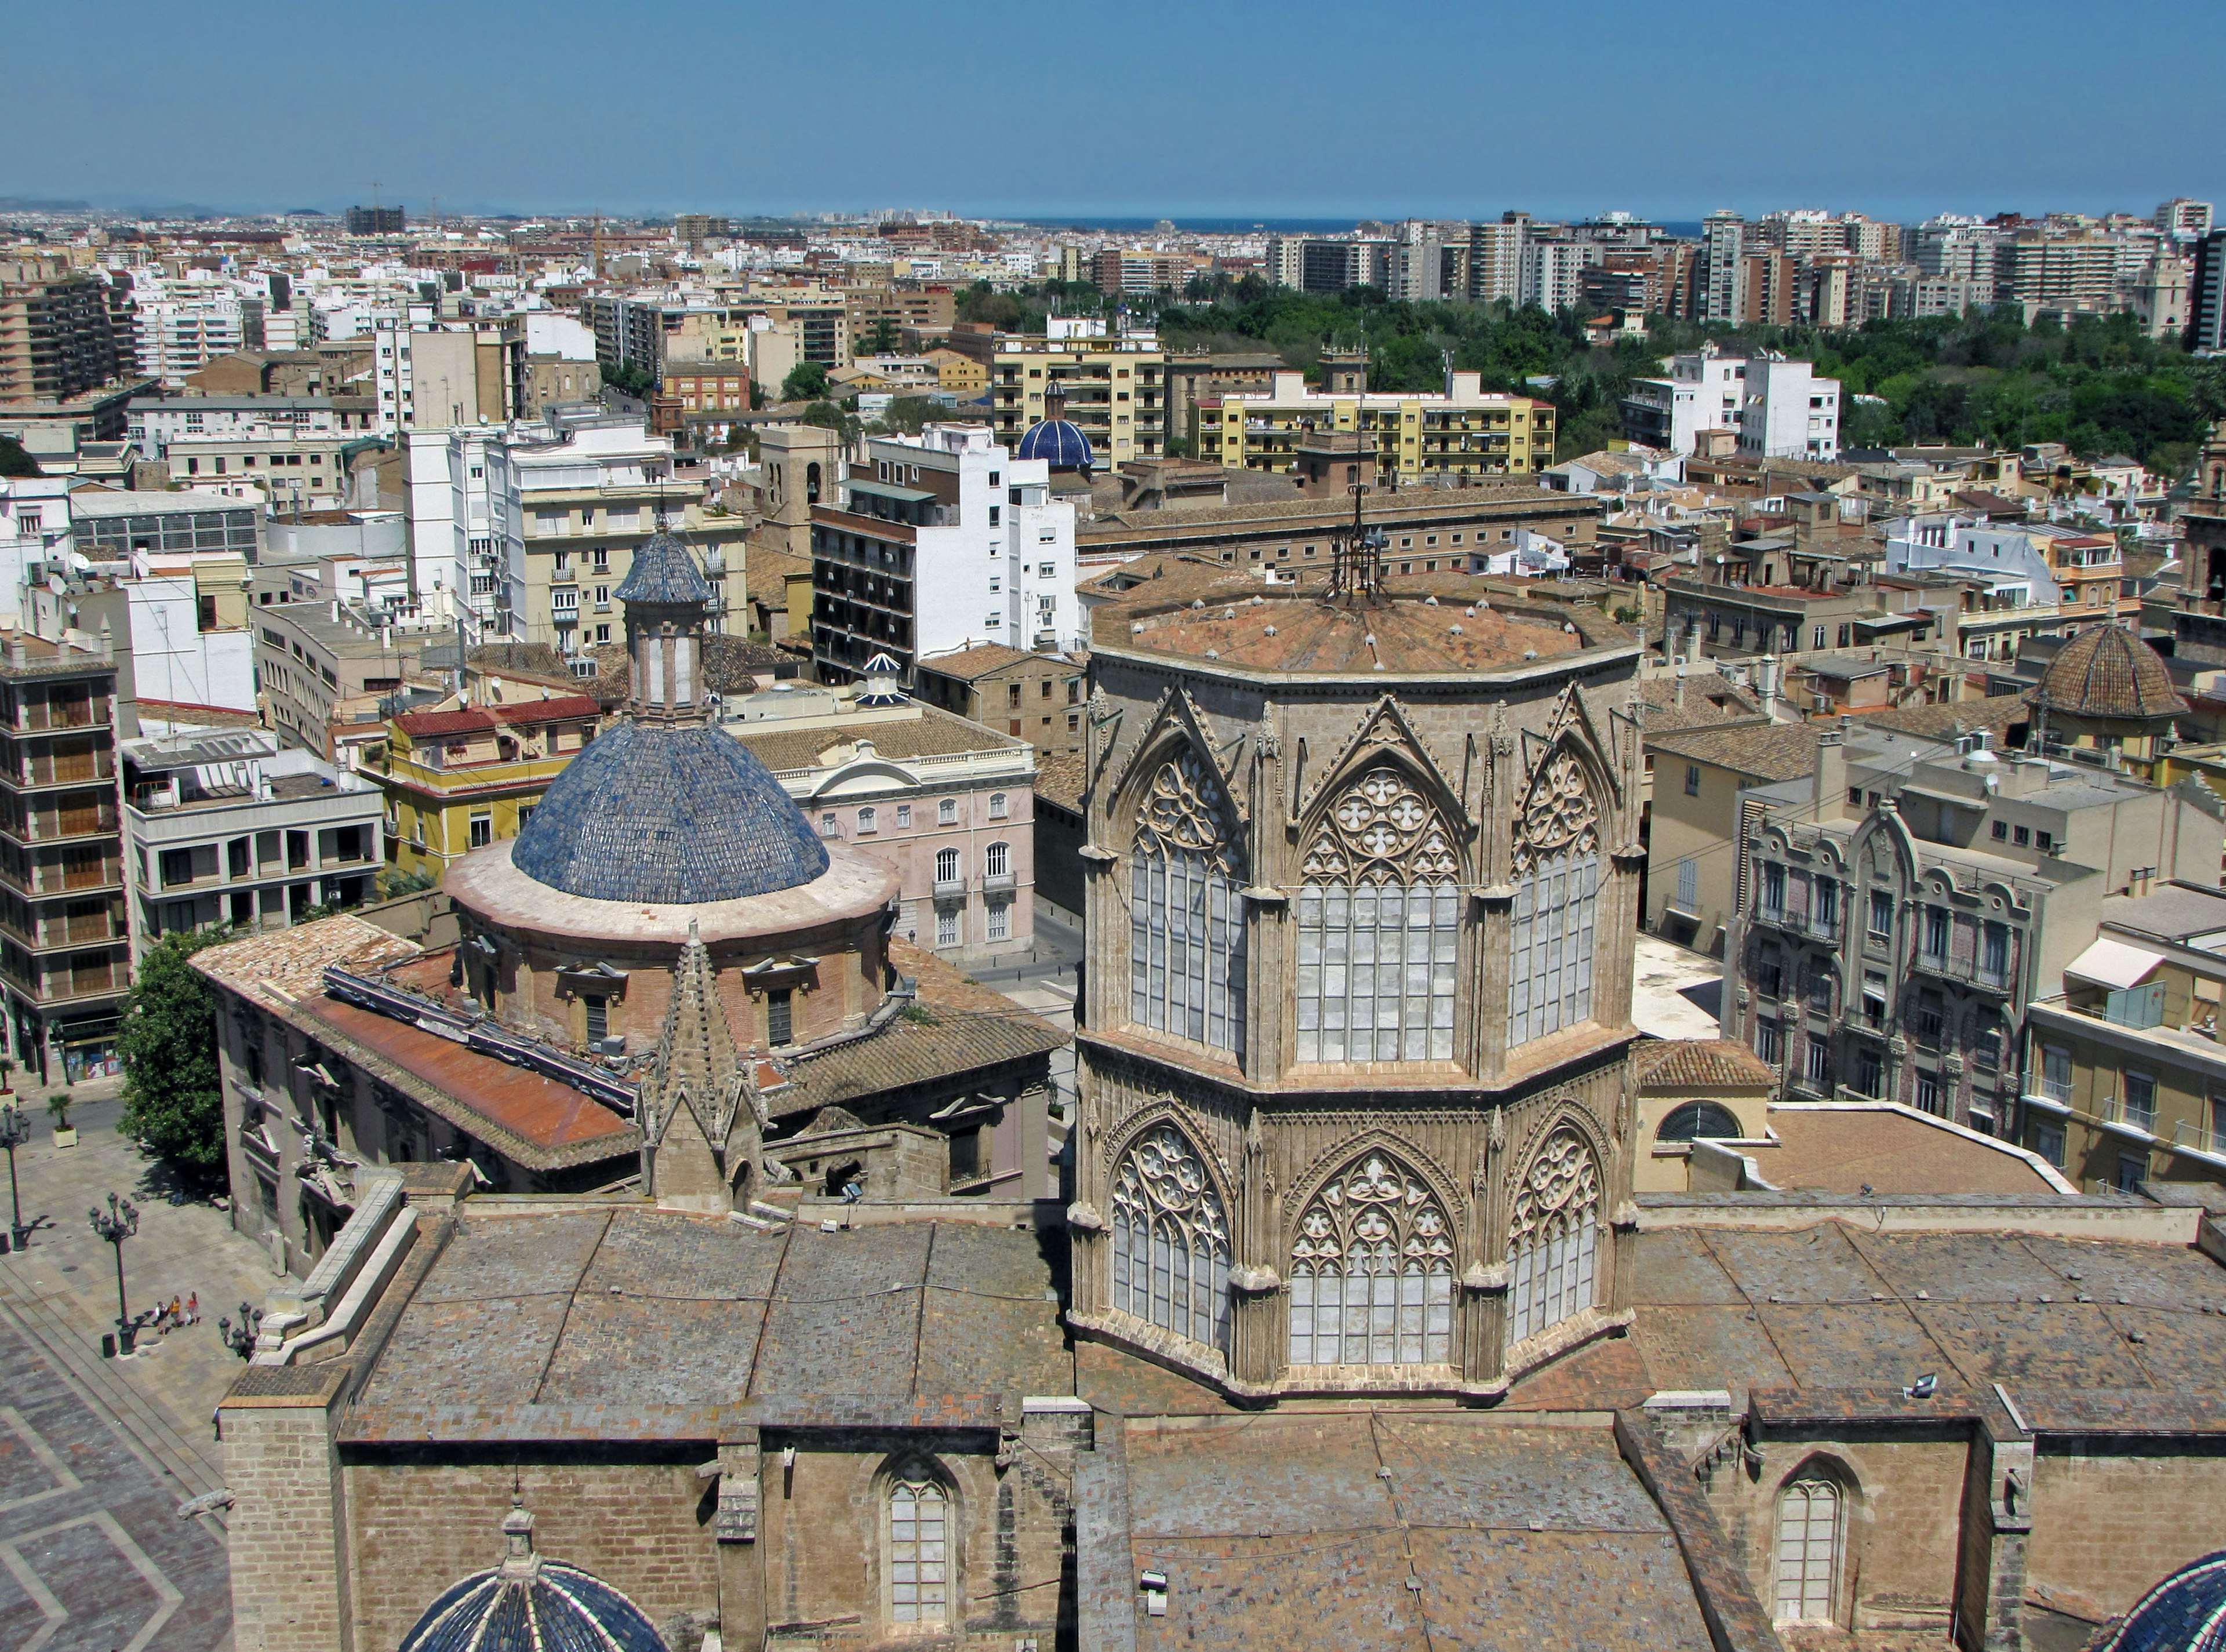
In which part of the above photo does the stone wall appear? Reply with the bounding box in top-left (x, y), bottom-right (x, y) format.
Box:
top-left (2028, 1443), bottom-right (2226, 1622)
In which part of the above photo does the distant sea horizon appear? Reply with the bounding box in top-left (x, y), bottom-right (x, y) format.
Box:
top-left (1017, 216), bottom-right (1708, 239)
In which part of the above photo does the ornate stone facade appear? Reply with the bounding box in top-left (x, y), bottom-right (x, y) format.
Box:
top-left (1068, 592), bottom-right (1648, 1397)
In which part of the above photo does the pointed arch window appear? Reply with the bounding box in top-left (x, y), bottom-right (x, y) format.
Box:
top-left (1296, 766), bottom-right (1461, 1063)
top-left (887, 1471), bottom-right (951, 1625)
top-left (1773, 1474), bottom-right (1846, 1624)
top-left (1509, 751), bottom-right (1601, 1049)
top-left (1109, 1125), bottom-right (1231, 1352)
top-left (1129, 752), bottom-right (1246, 1057)
top-left (1289, 1152), bottom-right (1455, 1365)
top-left (1505, 1126), bottom-right (1601, 1347)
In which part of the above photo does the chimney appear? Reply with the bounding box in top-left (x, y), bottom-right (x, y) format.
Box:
top-left (1673, 660), bottom-right (1687, 708)
top-left (1814, 727), bottom-right (1846, 816)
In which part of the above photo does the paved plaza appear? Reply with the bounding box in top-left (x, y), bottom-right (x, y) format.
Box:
top-left (0, 1080), bottom-right (274, 1650)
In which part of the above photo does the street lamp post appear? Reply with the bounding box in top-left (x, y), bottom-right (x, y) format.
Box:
top-left (0, 1104), bottom-right (28, 1250)
top-left (88, 1192), bottom-right (139, 1354)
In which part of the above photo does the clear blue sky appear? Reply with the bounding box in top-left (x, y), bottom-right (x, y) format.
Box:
top-left (10, 0), bottom-right (2223, 223)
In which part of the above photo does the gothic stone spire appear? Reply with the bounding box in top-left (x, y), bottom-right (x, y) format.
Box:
top-left (641, 919), bottom-right (762, 1212)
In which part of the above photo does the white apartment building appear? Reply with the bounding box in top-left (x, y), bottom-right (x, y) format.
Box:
top-left (811, 424), bottom-right (1079, 682)
top-left (1621, 345), bottom-right (1840, 460)
top-left (129, 396), bottom-right (371, 460)
top-left (403, 424), bottom-right (511, 642)
top-left (1521, 239), bottom-right (1596, 313)
top-left (2156, 198), bottom-right (2215, 242)
top-left (132, 295), bottom-right (247, 387)
top-left (163, 425), bottom-right (366, 512)
top-left (0, 477), bottom-right (75, 624)
top-left (482, 410), bottom-right (739, 661)
top-left (122, 726), bottom-right (384, 954)
top-left (1736, 355), bottom-right (1841, 460)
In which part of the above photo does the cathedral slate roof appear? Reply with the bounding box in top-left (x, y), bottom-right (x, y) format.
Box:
top-left (509, 721), bottom-right (830, 905)
top-left (340, 1209), bottom-right (1070, 1442)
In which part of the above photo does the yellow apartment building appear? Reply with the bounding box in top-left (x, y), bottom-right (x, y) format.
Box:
top-left (959, 319), bottom-right (1165, 465)
top-left (1191, 368), bottom-right (1555, 481)
top-left (368, 691), bottom-right (603, 882)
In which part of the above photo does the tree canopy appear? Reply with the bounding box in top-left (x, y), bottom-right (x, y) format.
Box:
top-left (0, 436), bottom-right (38, 478)
top-left (782, 361), bottom-right (831, 402)
top-left (117, 930), bottom-right (229, 1180)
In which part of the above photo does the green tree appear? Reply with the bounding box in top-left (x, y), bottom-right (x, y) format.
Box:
top-left (600, 361), bottom-right (654, 398)
top-left (0, 436), bottom-right (38, 478)
top-left (117, 930), bottom-right (230, 1179)
top-left (782, 361), bottom-right (831, 402)
top-left (861, 318), bottom-right (900, 355)
top-left (802, 399), bottom-right (861, 442)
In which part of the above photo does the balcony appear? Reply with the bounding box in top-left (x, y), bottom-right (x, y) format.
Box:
top-left (981, 871), bottom-right (1017, 894)
top-left (2094, 1092), bottom-right (2158, 1140)
top-left (1911, 949), bottom-right (2015, 994)
top-left (932, 877), bottom-right (966, 900)
top-left (2172, 1119), bottom-right (2226, 1166)
top-left (1754, 905), bottom-right (1839, 943)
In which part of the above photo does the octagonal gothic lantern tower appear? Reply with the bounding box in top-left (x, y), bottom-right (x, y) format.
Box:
top-left (1066, 578), bottom-right (1646, 1400)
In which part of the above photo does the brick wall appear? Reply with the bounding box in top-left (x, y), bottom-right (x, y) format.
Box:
top-left (225, 1399), bottom-right (350, 1652)
top-left (344, 1458), bottom-right (718, 1650)
top-left (1712, 1434), bottom-right (1970, 1634)
top-left (2028, 1447), bottom-right (2226, 1620)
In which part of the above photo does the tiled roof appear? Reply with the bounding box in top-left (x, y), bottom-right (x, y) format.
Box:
top-left (1620, 1222), bottom-right (2226, 1404)
top-left (2032, 624), bottom-right (2187, 721)
top-left (1636, 675), bottom-right (1765, 736)
top-left (1761, 1105), bottom-right (2067, 1196)
top-left (611, 529), bottom-right (714, 605)
top-left (1633, 1038), bottom-right (1775, 1091)
top-left (511, 721), bottom-right (830, 905)
top-left (395, 696), bottom-right (600, 738)
top-left (1852, 693), bottom-right (2030, 741)
top-left (728, 704), bottom-right (1023, 774)
top-left (340, 1208), bottom-right (1070, 1441)
top-left (1123, 596), bottom-right (1591, 675)
top-left (767, 938), bottom-right (1065, 1119)
top-left (192, 912), bottom-right (421, 1003)
top-left (1105, 1412), bottom-right (1715, 1652)
top-left (916, 641), bottom-right (1041, 679)
top-left (1034, 748), bottom-right (1087, 813)
top-left (1642, 722), bottom-right (1821, 782)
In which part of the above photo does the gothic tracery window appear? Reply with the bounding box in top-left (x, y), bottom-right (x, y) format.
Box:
top-left (1296, 766), bottom-right (1460, 1063)
top-left (1505, 1126), bottom-right (1601, 1347)
top-left (887, 1471), bottom-right (950, 1625)
top-left (1773, 1473), bottom-right (1847, 1624)
top-left (1508, 750), bottom-right (1601, 1049)
top-left (1288, 1152), bottom-right (1454, 1366)
top-left (1129, 752), bottom-right (1247, 1057)
top-left (1110, 1125), bottom-right (1231, 1352)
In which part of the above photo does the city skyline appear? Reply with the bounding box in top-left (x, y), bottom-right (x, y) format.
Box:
top-left (8, 0), bottom-right (2225, 223)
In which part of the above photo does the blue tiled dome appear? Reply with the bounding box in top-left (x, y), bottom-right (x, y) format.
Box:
top-left (614, 529), bottom-right (713, 605)
top-left (1017, 416), bottom-right (1093, 470)
top-left (399, 1508), bottom-right (669, 1652)
top-left (2100, 1552), bottom-right (2226, 1651)
top-left (511, 720), bottom-right (828, 904)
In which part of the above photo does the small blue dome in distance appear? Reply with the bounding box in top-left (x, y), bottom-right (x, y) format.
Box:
top-left (1017, 417), bottom-right (1093, 471)
top-left (399, 1505), bottom-right (670, 1652)
top-left (2100, 1552), bottom-right (2226, 1652)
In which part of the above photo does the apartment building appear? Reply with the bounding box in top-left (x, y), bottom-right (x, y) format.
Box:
top-left (163, 425), bottom-right (367, 510)
top-left (1721, 722), bottom-right (2224, 1135)
top-left (1622, 345), bottom-right (1839, 459)
top-left (0, 264), bottom-right (127, 405)
top-left (1994, 231), bottom-right (2120, 314)
top-left (1884, 515), bottom-right (2133, 663)
top-left (2189, 230), bottom-right (2226, 353)
top-left (962, 316), bottom-right (1165, 467)
top-left (482, 410), bottom-right (742, 659)
top-left (122, 726), bottom-right (383, 952)
top-left (0, 630), bottom-right (130, 1083)
top-left (370, 321), bottom-right (519, 434)
top-left (2024, 880), bottom-right (2226, 1193)
top-left (368, 690), bottom-right (601, 882)
top-left (132, 294), bottom-right (248, 387)
top-left (2156, 198), bottom-right (2214, 241)
top-left (1091, 248), bottom-right (1200, 295)
top-left (913, 641), bottom-right (1085, 759)
top-left (128, 394), bottom-right (373, 459)
top-left (254, 601), bottom-right (436, 755)
top-left (810, 424), bottom-right (1079, 681)
top-left (720, 671), bottom-right (1038, 962)
top-left (1191, 367), bottom-right (1555, 481)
